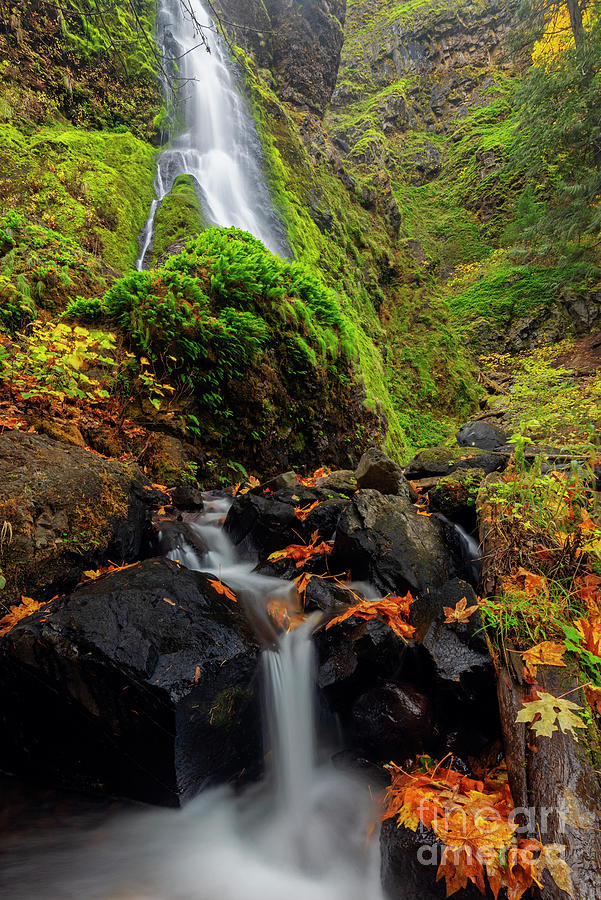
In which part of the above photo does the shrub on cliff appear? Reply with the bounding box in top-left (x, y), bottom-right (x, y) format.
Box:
top-left (67, 227), bottom-right (381, 469)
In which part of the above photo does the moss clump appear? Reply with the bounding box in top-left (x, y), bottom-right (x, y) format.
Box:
top-left (0, 0), bottom-right (161, 138)
top-left (150, 175), bottom-right (208, 265)
top-left (0, 210), bottom-right (108, 330)
top-left (0, 125), bottom-right (156, 272)
top-left (70, 227), bottom-right (384, 474)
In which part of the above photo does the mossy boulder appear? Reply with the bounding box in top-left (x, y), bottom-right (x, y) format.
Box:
top-left (428, 467), bottom-right (485, 527)
top-left (150, 175), bottom-right (208, 266)
top-left (0, 430), bottom-right (165, 606)
top-left (71, 227), bottom-right (385, 478)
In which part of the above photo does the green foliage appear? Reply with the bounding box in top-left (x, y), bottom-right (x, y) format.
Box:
top-left (0, 211), bottom-right (107, 329)
top-left (480, 343), bottom-right (601, 452)
top-left (0, 321), bottom-right (116, 403)
top-left (0, 0), bottom-right (161, 137)
top-left (511, 5), bottom-right (601, 249)
top-left (101, 228), bottom-right (357, 386)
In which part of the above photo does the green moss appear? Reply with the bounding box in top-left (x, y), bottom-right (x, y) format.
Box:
top-left (0, 0), bottom-right (161, 138)
top-left (150, 175), bottom-right (208, 264)
top-left (0, 210), bottom-right (107, 329)
top-left (0, 124), bottom-right (156, 272)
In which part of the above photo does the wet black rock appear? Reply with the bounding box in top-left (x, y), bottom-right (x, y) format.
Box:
top-left (153, 520), bottom-right (209, 558)
top-left (169, 485), bottom-right (205, 510)
top-left (381, 821), bottom-right (487, 900)
top-left (404, 446), bottom-right (507, 480)
top-left (332, 489), bottom-right (454, 595)
top-left (409, 580), bottom-right (498, 761)
top-left (428, 468), bottom-right (485, 529)
top-left (0, 558), bottom-right (261, 806)
top-left (352, 682), bottom-right (432, 760)
top-left (225, 484), bottom-right (347, 559)
top-left (456, 420), bottom-right (508, 451)
top-left (355, 447), bottom-right (415, 500)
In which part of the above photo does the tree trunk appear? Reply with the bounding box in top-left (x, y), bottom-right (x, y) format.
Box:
top-left (478, 480), bottom-right (601, 899)
top-left (566, 0), bottom-right (584, 46)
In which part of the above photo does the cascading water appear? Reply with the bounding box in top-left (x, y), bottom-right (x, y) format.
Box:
top-left (137, 0), bottom-right (290, 268)
top-left (0, 496), bottom-right (385, 899)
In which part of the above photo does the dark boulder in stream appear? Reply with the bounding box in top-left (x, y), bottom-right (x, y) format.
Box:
top-left (332, 489), bottom-right (455, 594)
top-left (0, 558), bottom-right (260, 806)
top-left (224, 483), bottom-right (348, 559)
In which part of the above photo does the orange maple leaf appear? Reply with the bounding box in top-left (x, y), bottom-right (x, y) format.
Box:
top-left (295, 500), bottom-right (320, 522)
top-left (575, 618), bottom-right (601, 657)
top-left (521, 641), bottom-right (567, 679)
top-left (326, 593), bottom-right (415, 642)
top-left (268, 533), bottom-right (333, 568)
top-left (443, 596), bottom-right (479, 624)
top-left (208, 578), bottom-right (238, 602)
top-left (0, 595), bottom-right (52, 636)
top-left (513, 567), bottom-right (549, 598)
top-left (299, 466), bottom-right (330, 487)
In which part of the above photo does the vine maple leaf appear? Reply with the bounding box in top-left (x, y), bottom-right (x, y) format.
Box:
top-left (268, 532), bottom-right (332, 567)
top-left (532, 844), bottom-right (574, 898)
top-left (513, 567), bottom-right (549, 598)
top-left (575, 618), bottom-right (601, 657)
top-left (208, 578), bottom-right (237, 602)
top-left (326, 593), bottom-right (415, 641)
top-left (0, 595), bottom-right (51, 636)
top-left (295, 500), bottom-right (320, 522)
top-left (443, 596), bottom-right (479, 624)
top-left (516, 692), bottom-right (586, 740)
top-left (521, 641), bottom-right (567, 679)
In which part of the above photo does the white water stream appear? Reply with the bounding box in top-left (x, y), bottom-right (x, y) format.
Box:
top-left (1, 496), bottom-right (384, 899)
top-left (137, 0), bottom-right (289, 268)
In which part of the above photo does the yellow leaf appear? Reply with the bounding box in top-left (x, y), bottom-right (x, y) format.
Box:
top-left (516, 692), bottom-right (586, 740)
top-left (522, 641), bottom-right (567, 679)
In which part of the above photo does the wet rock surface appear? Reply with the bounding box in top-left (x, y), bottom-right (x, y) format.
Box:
top-left (456, 420), bottom-right (508, 450)
top-left (355, 447), bottom-right (415, 499)
top-left (0, 430), bottom-right (165, 605)
top-left (404, 446), bottom-right (507, 480)
top-left (224, 484), bottom-right (348, 559)
top-left (332, 489), bottom-right (456, 595)
top-left (0, 558), bottom-right (261, 806)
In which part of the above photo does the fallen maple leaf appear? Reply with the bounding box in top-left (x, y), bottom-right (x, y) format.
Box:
top-left (521, 641), bottom-right (567, 679)
top-left (516, 692), bottom-right (586, 740)
top-left (532, 844), bottom-right (574, 898)
top-left (293, 572), bottom-right (314, 595)
top-left (295, 500), bottom-right (320, 522)
top-left (299, 466), bottom-right (330, 487)
top-left (0, 595), bottom-right (51, 636)
top-left (208, 578), bottom-right (237, 602)
top-left (586, 684), bottom-right (601, 716)
top-left (575, 618), bottom-right (601, 657)
top-left (326, 593), bottom-right (415, 642)
top-left (443, 596), bottom-right (479, 624)
top-left (266, 598), bottom-right (305, 632)
top-left (267, 534), bottom-right (332, 568)
top-left (514, 567), bottom-right (549, 598)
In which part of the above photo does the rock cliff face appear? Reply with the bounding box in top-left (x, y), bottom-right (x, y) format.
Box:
top-left (213, 0), bottom-right (346, 114)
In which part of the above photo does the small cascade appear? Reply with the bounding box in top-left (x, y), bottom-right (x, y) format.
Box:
top-left (137, 0), bottom-right (289, 269)
top-left (1, 495), bottom-right (384, 898)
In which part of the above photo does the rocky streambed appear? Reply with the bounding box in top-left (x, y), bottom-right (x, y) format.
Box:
top-left (2, 423), bottom-right (576, 898)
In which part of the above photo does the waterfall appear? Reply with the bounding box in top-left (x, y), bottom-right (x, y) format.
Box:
top-left (1, 496), bottom-right (384, 899)
top-left (137, 0), bottom-right (290, 269)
